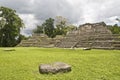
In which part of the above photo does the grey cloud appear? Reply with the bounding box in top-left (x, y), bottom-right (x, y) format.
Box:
top-left (0, 0), bottom-right (120, 23)
top-left (33, 0), bottom-right (81, 23)
top-left (0, 0), bottom-right (120, 35)
top-left (0, 0), bottom-right (32, 13)
top-left (0, 0), bottom-right (83, 23)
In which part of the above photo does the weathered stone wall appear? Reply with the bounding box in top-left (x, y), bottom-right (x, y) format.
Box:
top-left (18, 34), bottom-right (64, 47)
top-left (18, 22), bottom-right (120, 49)
top-left (56, 22), bottom-right (120, 49)
top-left (18, 34), bottom-right (53, 47)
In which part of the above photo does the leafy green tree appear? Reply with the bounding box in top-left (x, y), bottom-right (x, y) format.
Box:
top-left (0, 6), bottom-right (24, 47)
top-left (33, 25), bottom-right (44, 34)
top-left (33, 16), bottom-right (77, 38)
top-left (116, 18), bottom-right (120, 22)
top-left (33, 18), bottom-right (55, 38)
top-left (108, 24), bottom-right (120, 34)
top-left (43, 18), bottom-right (55, 38)
top-left (55, 16), bottom-right (67, 35)
top-left (65, 25), bottom-right (77, 33)
top-left (55, 16), bottom-right (76, 35)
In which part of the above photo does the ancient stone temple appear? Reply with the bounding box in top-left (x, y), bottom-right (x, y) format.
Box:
top-left (18, 34), bottom-right (63, 47)
top-left (56, 22), bottom-right (120, 49)
top-left (18, 34), bottom-right (54, 47)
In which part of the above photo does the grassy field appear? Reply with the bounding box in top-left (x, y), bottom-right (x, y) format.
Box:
top-left (0, 47), bottom-right (120, 80)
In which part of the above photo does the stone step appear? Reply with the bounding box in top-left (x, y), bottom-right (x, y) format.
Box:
top-left (88, 37), bottom-right (120, 41)
top-left (92, 47), bottom-right (114, 50)
top-left (78, 41), bottom-right (120, 43)
top-left (112, 41), bottom-right (120, 44)
top-left (58, 42), bottom-right (77, 48)
top-left (113, 47), bottom-right (120, 50)
top-left (113, 44), bottom-right (120, 47)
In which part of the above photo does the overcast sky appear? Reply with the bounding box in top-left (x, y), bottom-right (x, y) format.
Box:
top-left (0, 0), bottom-right (120, 36)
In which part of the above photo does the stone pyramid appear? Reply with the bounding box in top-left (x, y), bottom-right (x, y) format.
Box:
top-left (18, 34), bottom-right (54, 47)
top-left (56, 22), bottom-right (120, 49)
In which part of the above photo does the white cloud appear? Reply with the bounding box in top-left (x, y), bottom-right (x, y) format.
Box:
top-left (19, 14), bottom-right (39, 36)
top-left (104, 16), bottom-right (120, 25)
top-left (0, 0), bottom-right (120, 35)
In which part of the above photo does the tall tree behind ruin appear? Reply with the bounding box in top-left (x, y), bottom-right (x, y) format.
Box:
top-left (33, 25), bottom-right (44, 34)
top-left (33, 16), bottom-right (76, 37)
top-left (116, 18), bottom-right (120, 22)
top-left (55, 16), bottom-right (68, 35)
top-left (42, 18), bottom-right (55, 38)
top-left (108, 24), bottom-right (120, 34)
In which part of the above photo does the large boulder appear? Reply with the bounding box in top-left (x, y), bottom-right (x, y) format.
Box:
top-left (39, 62), bottom-right (71, 74)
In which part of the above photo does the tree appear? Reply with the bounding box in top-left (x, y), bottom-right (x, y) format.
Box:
top-left (108, 24), bottom-right (120, 34)
top-left (116, 18), bottom-right (120, 22)
top-left (33, 16), bottom-right (77, 38)
top-left (0, 6), bottom-right (24, 47)
top-left (33, 18), bottom-right (55, 38)
top-left (55, 16), bottom-right (76, 35)
top-left (33, 25), bottom-right (44, 34)
top-left (65, 24), bottom-right (77, 33)
top-left (55, 16), bottom-right (67, 35)
top-left (43, 18), bottom-right (55, 38)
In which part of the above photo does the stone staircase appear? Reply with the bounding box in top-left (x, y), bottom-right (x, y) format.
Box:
top-left (56, 22), bottom-right (120, 49)
top-left (55, 31), bottom-right (79, 48)
top-left (18, 34), bottom-right (54, 47)
top-left (75, 34), bottom-right (120, 49)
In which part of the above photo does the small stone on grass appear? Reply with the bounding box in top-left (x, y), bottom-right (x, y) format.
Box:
top-left (3, 48), bottom-right (15, 51)
top-left (83, 48), bottom-right (91, 50)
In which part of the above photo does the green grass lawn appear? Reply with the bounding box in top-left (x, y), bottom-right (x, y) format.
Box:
top-left (0, 47), bottom-right (120, 80)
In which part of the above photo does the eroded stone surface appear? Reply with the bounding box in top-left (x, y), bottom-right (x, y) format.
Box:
top-left (39, 62), bottom-right (71, 74)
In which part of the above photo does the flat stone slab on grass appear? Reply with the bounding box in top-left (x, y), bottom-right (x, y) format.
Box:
top-left (83, 48), bottom-right (91, 50)
top-left (3, 48), bottom-right (15, 51)
top-left (39, 62), bottom-right (71, 74)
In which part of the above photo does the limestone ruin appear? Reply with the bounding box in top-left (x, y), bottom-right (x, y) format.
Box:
top-left (56, 22), bottom-right (120, 49)
top-left (18, 34), bottom-right (63, 47)
top-left (18, 22), bottom-right (120, 49)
